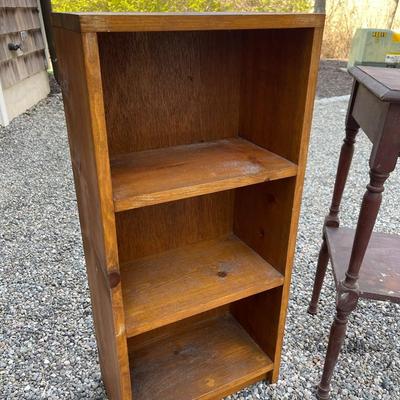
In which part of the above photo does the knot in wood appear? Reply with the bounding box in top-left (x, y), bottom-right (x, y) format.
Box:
top-left (108, 271), bottom-right (121, 288)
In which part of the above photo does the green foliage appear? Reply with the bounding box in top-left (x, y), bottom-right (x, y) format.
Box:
top-left (51, 0), bottom-right (311, 13)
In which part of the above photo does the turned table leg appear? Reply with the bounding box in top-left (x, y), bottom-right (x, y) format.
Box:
top-left (317, 284), bottom-right (358, 400)
top-left (324, 118), bottom-right (359, 228)
top-left (317, 168), bottom-right (389, 399)
top-left (308, 117), bottom-right (359, 315)
top-left (308, 239), bottom-right (329, 315)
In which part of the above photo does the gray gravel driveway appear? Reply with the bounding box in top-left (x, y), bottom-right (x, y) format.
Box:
top-left (1, 91), bottom-right (399, 399)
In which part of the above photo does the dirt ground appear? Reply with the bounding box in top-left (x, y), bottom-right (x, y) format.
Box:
top-left (317, 59), bottom-right (353, 98)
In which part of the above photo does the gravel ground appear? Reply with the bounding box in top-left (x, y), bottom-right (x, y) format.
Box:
top-left (317, 60), bottom-right (353, 99)
top-left (1, 88), bottom-right (399, 399)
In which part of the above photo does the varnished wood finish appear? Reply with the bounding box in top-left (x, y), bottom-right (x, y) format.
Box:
top-left (308, 92), bottom-right (360, 314)
top-left (309, 66), bottom-right (400, 400)
top-left (268, 26), bottom-right (324, 382)
top-left (116, 191), bottom-right (233, 263)
top-left (234, 26), bottom-right (324, 381)
top-left (129, 313), bottom-right (274, 400)
top-left (234, 180), bottom-right (296, 276)
top-left (99, 30), bottom-right (241, 156)
top-left (317, 287), bottom-right (357, 400)
top-left (52, 12), bottom-right (325, 33)
top-left (239, 28), bottom-right (317, 163)
top-left (230, 287), bottom-right (283, 366)
top-left (325, 82), bottom-right (360, 228)
top-left (352, 85), bottom-right (389, 144)
top-left (111, 138), bottom-right (297, 211)
top-left (342, 170), bottom-right (389, 287)
top-left (318, 170), bottom-right (389, 400)
top-left (128, 307), bottom-right (229, 352)
top-left (53, 28), bottom-right (131, 399)
top-left (307, 239), bottom-right (329, 315)
top-left (121, 235), bottom-right (284, 337)
top-left (326, 227), bottom-right (400, 303)
top-left (349, 65), bottom-right (400, 102)
top-left (54, 12), bottom-right (323, 399)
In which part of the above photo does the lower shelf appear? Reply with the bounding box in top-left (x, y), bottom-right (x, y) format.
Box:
top-left (129, 313), bottom-right (273, 400)
top-left (121, 234), bottom-right (284, 337)
top-left (325, 226), bottom-right (400, 303)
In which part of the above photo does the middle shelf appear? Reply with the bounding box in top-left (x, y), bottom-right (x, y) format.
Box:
top-left (120, 234), bottom-right (284, 337)
top-left (111, 137), bottom-right (298, 212)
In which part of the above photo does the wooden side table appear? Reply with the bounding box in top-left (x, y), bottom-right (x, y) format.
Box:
top-left (307, 66), bottom-right (400, 400)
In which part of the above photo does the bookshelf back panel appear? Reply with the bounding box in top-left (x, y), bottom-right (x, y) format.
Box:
top-left (99, 28), bottom-right (314, 161)
top-left (98, 31), bottom-right (241, 156)
top-left (116, 191), bottom-right (234, 263)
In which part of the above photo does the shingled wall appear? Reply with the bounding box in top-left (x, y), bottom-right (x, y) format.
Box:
top-left (0, 0), bottom-right (49, 125)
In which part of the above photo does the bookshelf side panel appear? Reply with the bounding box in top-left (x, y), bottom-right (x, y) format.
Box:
top-left (239, 28), bottom-right (316, 164)
top-left (54, 28), bottom-right (131, 399)
top-left (235, 26), bottom-right (324, 381)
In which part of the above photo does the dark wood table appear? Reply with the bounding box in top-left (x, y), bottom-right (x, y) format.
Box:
top-left (307, 66), bottom-right (400, 400)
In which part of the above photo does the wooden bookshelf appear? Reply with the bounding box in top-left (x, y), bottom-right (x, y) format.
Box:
top-left (53, 12), bottom-right (324, 400)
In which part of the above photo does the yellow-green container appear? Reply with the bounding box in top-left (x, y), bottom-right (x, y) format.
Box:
top-left (348, 28), bottom-right (400, 68)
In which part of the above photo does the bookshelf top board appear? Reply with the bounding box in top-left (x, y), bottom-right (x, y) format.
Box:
top-left (52, 12), bottom-right (325, 33)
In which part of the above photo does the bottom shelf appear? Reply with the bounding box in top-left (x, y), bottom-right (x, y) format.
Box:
top-left (129, 313), bottom-right (273, 400)
top-left (325, 226), bottom-right (400, 303)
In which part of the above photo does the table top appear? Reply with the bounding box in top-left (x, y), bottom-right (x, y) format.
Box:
top-left (349, 66), bottom-right (400, 103)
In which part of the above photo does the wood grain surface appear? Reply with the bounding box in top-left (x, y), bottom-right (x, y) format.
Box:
top-left (54, 12), bottom-right (324, 399)
top-left (234, 26), bottom-right (324, 382)
top-left (130, 313), bottom-right (274, 400)
top-left (116, 191), bottom-right (234, 263)
top-left (326, 226), bottom-right (400, 303)
top-left (99, 30), bottom-right (241, 156)
top-left (111, 138), bottom-right (297, 211)
top-left (121, 235), bottom-right (284, 337)
top-left (52, 12), bottom-right (325, 33)
top-left (54, 28), bottom-right (132, 399)
top-left (350, 66), bottom-right (400, 102)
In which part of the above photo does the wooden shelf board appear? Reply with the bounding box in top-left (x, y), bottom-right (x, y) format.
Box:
top-left (111, 138), bottom-right (297, 212)
top-left (52, 12), bottom-right (325, 33)
top-left (325, 226), bottom-right (400, 303)
top-left (121, 234), bottom-right (284, 337)
top-left (130, 313), bottom-right (273, 400)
